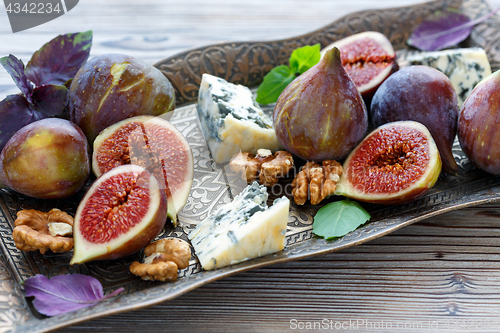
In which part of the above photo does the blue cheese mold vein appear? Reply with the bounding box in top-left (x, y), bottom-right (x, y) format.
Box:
top-left (196, 73), bottom-right (283, 164)
top-left (407, 47), bottom-right (492, 106)
top-left (188, 182), bottom-right (290, 271)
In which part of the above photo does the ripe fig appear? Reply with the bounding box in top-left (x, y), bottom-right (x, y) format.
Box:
top-left (92, 115), bottom-right (193, 224)
top-left (370, 65), bottom-right (459, 174)
top-left (71, 164), bottom-right (167, 264)
top-left (458, 70), bottom-right (500, 175)
top-left (273, 47), bottom-right (368, 162)
top-left (68, 54), bottom-right (175, 143)
top-left (321, 31), bottom-right (398, 98)
top-left (335, 121), bottom-right (442, 205)
top-left (0, 118), bottom-right (90, 199)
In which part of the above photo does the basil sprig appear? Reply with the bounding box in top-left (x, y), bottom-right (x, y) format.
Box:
top-left (256, 44), bottom-right (320, 105)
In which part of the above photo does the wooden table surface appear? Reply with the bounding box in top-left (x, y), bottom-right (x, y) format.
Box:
top-left (3, 0), bottom-right (500, 332)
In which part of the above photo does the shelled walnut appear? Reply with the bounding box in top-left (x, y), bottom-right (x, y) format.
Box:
top-left (130, 238), bottom-right (191, 282)
top-left (229, 149), bottom-right (294, 186)
top-left (292, 160), bottom-right (343, 205)
top-left (12, 208), bottom-right (74, 254)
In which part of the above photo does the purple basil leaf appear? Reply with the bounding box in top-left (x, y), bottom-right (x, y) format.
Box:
top-left (0, 95), bottom-right (45, 151)
top-left (0, 55), bottom-right (34, 103)
top-left (23, 274), bottom-right (124, 317)
top-left (408, 8), bottom-right (500, 51)
top-left (25, 30), bottom-right (92, 86)
top-left (31, 84), bottom-right (69, 116)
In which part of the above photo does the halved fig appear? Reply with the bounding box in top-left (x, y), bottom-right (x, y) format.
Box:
top-left (92, 115), bottom-right (194, 225)
top-left (71, 164), bottom-right (167, 264)
top-left (321, 31), bottom-right (398, 98)
top-left (335, 121), bottom-right (442, 205)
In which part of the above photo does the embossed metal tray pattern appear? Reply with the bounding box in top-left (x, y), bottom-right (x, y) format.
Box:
top-left (1, 0), bottom-right (500, 331)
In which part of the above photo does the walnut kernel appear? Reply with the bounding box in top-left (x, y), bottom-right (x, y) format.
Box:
top-left (230, 150), bottom-right (294, 186)
top-left (12, 208), bottom-right (74, 254)
top-left (292, 160), bottom-right (343, 205)
top-left (130, 238), bottom-right (191, 282)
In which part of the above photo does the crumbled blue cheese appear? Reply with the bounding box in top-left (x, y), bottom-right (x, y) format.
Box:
top-left (407, 47), bottom-right (492, 106)
top-left (197, 73), bottom-right (282, 164)
top-left (188, 182), bottom-right (290, 270)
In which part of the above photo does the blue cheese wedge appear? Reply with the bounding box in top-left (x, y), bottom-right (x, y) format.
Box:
top-left (188, 182), bottom-right (289, 270)
top-left (197, 73), bottom-right (282, 164)
top-left (407, 47), bottom-right (492, 106)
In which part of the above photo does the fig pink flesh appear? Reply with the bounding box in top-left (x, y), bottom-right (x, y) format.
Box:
top-left (79, 171), bottom-right (151, 243)
top-left (92, 116), bottom-right (194, 223)
top-left (346, 126), bottom-right (430, 194)
top-left (322, 31), bottom-right (398, 97)
top-left (336, 121), bottom-right (442, 205)
top-left (71, 165), bottom-right (167, 264)
top-left (340, 37), bottom-right (396, 87)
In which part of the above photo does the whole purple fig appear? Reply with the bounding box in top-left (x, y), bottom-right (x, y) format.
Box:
top-left (0, 118), bottom-right (90, 199)
top-left (273, 47), bottom-right (368, 161)
top-left (458, 69), bottom-right (500, 175)
top-left (68, 54), bottom-right (175, 144)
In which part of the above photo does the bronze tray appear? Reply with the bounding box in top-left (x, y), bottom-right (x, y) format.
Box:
top-left (2, 0), bottom-right (500, 331)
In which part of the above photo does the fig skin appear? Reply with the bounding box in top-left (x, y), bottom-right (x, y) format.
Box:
top-left (68, 54), bottom-right (175, 144)
top-left (71, 165), bottom-right (168, 264)
top-left (273, 47), bottom-right (368, 162)
top-left (321, 31), bottom-right (398, 98)
top-left (370, 65), bottom-right (459, 174)
top-left (335, 121), bottom-right (442, 205)
top-left (0, 118), bottom-right (90, 199)
top-left (458, 70), bottom-right (500, 175)
top-left (91, 115), bottom-right (194, 225)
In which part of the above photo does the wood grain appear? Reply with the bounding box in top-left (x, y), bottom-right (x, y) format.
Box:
top-left (0, 0), bottom-right (480, 98)
top-left (52, 205), bottom-right (500, 332)
top-left (2, 0), bottom-right (500, 332)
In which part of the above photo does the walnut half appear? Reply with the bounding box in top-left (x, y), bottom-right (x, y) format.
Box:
top-left (230, 149), bottom-right (294, 186)
top-left (12, 208), bottom-right (74, 254)
top-left (292, 160), bottom-right (343, 205)
top-left (130, 238), bottom-right (191, 282)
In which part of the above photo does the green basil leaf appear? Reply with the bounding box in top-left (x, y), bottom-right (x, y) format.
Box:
top-left (313, 199), bottom-right (370, 240)
top-left (289, 43), bottom-right (321, 73)
top-left (255, 44), bottom-right (321, 105)
top-left (256, 65), bottom-right (296, 105)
